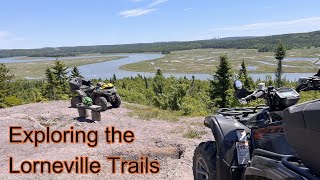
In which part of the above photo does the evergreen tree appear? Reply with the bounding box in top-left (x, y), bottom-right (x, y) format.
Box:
top-left (113, 74), bottom-right (117, 81)
top-left (122, 82), bottom-right (126, 89)
top-left (144, 77), bottom-right (149, 89)
top-left (274, 42), bottom-right (286, 88)
top-left (0, 63), bottom-right (14, 103)
top-left (188, 75), bottom-right (196, 94)
top-left (153, 69), bottom-right (165, 95)
top-left (156, 68), bottom-right (163, 76)
top-left (52, 60), bottom-right (69, 93)
top-left (70, 66), bottom-right (83, 78)
top-left (167, 83), bottom-right (187, 110)
top-left (238, 60), bottom-right (253, 89)
top-left (43, 68), bottom-right (57, 100)
top-left (209, 55), bottom-right (233, 108)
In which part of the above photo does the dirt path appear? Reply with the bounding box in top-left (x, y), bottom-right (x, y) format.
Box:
top-left (0, 101), bottom-right (213, 180)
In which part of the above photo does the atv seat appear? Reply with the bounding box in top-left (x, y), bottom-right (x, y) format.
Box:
top-left (80, 85), bottom-right (94, 93)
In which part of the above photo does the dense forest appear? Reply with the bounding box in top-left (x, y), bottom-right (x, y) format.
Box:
top-left (1, 31), bottom-right (320, 58)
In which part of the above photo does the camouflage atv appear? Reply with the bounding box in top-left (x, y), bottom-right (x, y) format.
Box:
top-left (69, 77), bottom-right (121, 111)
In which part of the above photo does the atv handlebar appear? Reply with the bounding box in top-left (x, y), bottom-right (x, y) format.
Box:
top-left (240, 90), bottom-right (265, 104)
top-left (247, 90), bottom-right (265, 101)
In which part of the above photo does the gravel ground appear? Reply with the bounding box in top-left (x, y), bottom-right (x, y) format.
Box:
top-left (0, 101), bottom-right (213, 180)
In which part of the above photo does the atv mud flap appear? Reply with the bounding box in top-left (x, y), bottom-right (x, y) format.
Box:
top-left (204, 115), bottom-right (251, 180)
top-left (244, 155), bottom-right (303, 180)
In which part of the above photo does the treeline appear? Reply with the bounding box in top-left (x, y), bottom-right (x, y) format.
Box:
top-left (0, 48), bottom-right (77, 58)
top-left (1, 31), bottom-right (320, 58)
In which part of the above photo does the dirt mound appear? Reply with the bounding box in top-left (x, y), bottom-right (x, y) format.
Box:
top-left (0, 101), bottom-right (212, 180)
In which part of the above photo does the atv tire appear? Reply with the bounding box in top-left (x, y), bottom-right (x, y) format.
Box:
top-left (71, 96), bottom-right (82, 108)
top-left (193, 141), bottom-right (217, 180)
top-left (111, 94), bottom-right (121, 108)
top-left (95, 97), bottom-right (108, 111)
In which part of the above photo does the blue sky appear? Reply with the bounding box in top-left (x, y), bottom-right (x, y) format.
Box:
top-left (1, 0), bottom-right (320, 49)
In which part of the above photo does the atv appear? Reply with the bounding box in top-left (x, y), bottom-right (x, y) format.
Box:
top-left (193, 70), bottom-right (320, 180)
top-left (69, 77), bottom-right (121, 111)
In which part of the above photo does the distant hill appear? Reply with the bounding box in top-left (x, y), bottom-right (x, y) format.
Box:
top-left (1, 31), bottom-right (320, 58)
top-left (216, 36), bottom-right (257, 41)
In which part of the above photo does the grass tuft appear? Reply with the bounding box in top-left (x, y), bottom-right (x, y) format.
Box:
top-left (124, 103), bottom-right (180, 122)
top-left (183, 129), bottom-right (207, 139)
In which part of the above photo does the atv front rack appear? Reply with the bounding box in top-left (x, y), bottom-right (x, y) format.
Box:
top-left (217, 106), bottom-right (267, 116)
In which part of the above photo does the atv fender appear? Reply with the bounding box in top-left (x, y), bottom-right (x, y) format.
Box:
top-left (204, 115), bottom-right (251, 180)
top-left (76, 89), bottom-right (87, 97)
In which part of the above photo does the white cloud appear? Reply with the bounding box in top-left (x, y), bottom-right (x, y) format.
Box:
top-left (148, 0), bottom-right (168, 7)
top-left (119, 8), bottom-right (157, 17)
top-left (120, 0), bottom-right (168, 18)
top-left (209, 17), bottom-right (320, 37)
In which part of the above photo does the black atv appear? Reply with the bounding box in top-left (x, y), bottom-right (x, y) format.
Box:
top-left (69, 77), bottom-right (121, 111)
top-left (193, 71), bottom-right (320, 180)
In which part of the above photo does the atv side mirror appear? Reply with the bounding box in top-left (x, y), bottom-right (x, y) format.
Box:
top-left (234, 80), bottom-right (243, 90)
top-left (234, 80), bottom-right (253, 99)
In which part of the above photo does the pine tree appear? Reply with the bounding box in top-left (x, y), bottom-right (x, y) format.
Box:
top-left (153, 69), bottom-right (165, 95)
top-left (52, 60), bottom-right (69, 94)
top-left (275, 42), bottom-right (286, 88)
top-left (238, 60), bottom-right (253, 89)
top-left (144, 77), bottom-right (149, 89)
top-left (188, 75), bottom-right (196, 94)
top-left (70, 66), bottom-right (83, 78)
top-left (43, 68), bottom-right (57, 100)
top-left (122, 82), bottom-right (126, 89)
top-left (112, 74), bottom-right (117, 82)
top-left (156, 68), bottom-right (163, 76)
top-left (0, 63), bottom-right (14, 103)
top-left (209, 55), bottom-right (233, 108)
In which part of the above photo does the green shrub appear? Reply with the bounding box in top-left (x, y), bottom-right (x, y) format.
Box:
top-left (0, 103), bottom-right (7, 108)
top-left (152, 94), bottom-right (169, 110)
top-left (118, 89), bottom-right (148, 105)
top-left (300, 91), bottom-right (320, 102)
top-left (3, 96), bottom-right (23, 107)
top-left (181, 95), bottom-right (208, 116)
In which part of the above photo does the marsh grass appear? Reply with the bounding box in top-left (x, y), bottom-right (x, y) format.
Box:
top-left (120, 48), bottom-right (320, 73)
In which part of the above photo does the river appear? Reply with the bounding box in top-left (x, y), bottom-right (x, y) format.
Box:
top-left (0, 54), bottom-right (315, 81)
